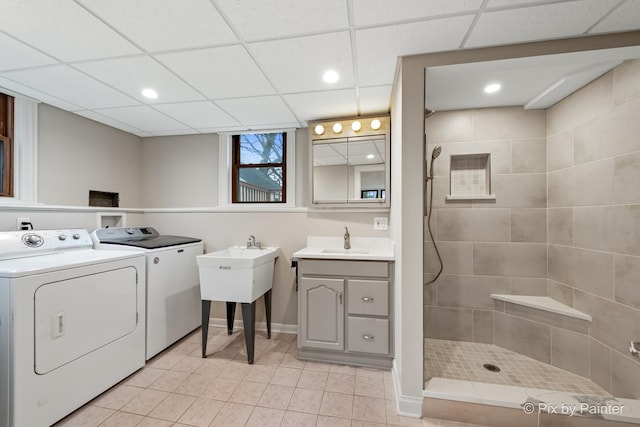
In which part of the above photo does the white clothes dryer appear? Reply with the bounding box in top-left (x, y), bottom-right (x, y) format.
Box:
top-left (92, 227), bottom-right (203, 360)
top-left (0, 229), bottom-right (145, 427)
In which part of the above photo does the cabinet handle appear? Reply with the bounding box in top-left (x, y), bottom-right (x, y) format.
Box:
top-left (362, 334), bottom-right (375, 341)
top-left (339, 292), bottom-right (343, 304)
top-left (362, 296), bottom-right (374, 302)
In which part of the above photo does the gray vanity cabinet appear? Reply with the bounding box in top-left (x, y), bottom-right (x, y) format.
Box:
top-left (297, 259), bottom-right (393, 368)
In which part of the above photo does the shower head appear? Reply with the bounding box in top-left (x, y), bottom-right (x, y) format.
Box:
top-left (431, 145), bottom-right (442, 160)
top-left (425, 108), bottom-right (436, 118)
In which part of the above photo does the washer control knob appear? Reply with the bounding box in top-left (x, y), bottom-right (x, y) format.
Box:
top-left (58, 234), bottom-right (67, 241)
top-left (23, 233), bottom-right (44, 247)
top-left (72, 233), bottom-right (81, 240)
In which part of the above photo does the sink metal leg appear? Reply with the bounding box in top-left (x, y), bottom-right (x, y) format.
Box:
top-left (240, 302), bottom-right (256, 364)
top-left (201, 300), bottom-right (211, 358)
top-left (226, 301), bottom-right (236, 335)
top-left (264, 289), bottom-right (272, 339)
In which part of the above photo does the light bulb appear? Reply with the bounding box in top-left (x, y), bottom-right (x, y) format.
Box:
top-left (351, 121), bottom-right (362, 132)
top-left (371, 119), bottom-right (381, 130)
top-left (332, 123), bottom-right (343, 133)
top-left (314, 124), bottom-right (325, 135)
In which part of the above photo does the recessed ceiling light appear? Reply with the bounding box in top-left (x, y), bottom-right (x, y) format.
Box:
top-left (366, 154), bottom-right (375, 159)
top-left (323, 70), bottom-right (339, 84)
top-left (484, 83), bottom-right (501, 94)
top-left (142, 88), bottom-right (159, 99)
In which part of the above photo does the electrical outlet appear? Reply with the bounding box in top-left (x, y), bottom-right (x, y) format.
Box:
top-left (373, 216), bottom-right (388, 231)
top-left (16, 217), bottom-right (30, 231)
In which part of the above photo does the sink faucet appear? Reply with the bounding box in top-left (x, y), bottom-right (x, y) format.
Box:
top-left (247, 235), bottom-right (260, 249)
top-left (344, 227), bottom-right (351, 250)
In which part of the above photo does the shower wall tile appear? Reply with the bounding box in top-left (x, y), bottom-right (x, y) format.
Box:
top-left (436, 209), bottom-right (473, 241)
top-left (548, 245), bottom-right (614, 299)
top-left (614, 150), bottom-right (640, 204)
top-left (573, 96), bottom-right (640, 165)
top-left (547, 71), bottom-right (613, 136)
top-left (547, 208), bottom-right (572, 246)
top-left (494, 312), bottom-right (551, 363)
top-left (511, 138), bottom-right (546, 173)
top-left (550, 328), bottom-right (589, 377)
top-left (425, 241), bottom-right (473, 275)
top-left (547, 129), bottom-right (573, 172)
top-left (511, 277), bottom-right (547, 296)
top-left (423, 306), bottom-right (473, 341)
top-left (574, 290), bottom-right (640, 357)
top-left (573, 205), bottom-right (640, 256)
top-left (472, 208), bottom-right (510, 242)
top-left (547, 168), bottom-right (572, 208)
top-left (491, 174), bottom-right (546, 208)
top-left (473, 243), bottom-right (509, 276)
top-left (571, 159), bottom-right (614, 206)
top-left (511, 208), bottom-right (546, 243)
top-left (547, 279), bottom-right (574, 307)
top-left (589, 338), bottom-right (613, 394)
top-left (436, 275), bottom-right (509, 309)
top-left (504, 303), bottom-right (589, 335)
top-left (423, 282), bottom-right (436, 306)
top-left (474, 243), bottom-right (546, 278)
top-left (472, 310), bottom-right (494, 344)
top-left (614, 254), bottom-right (640, 310)
top-left (430, 140), bottom-right (511, 178)
top-left (426, 110), bottom-right (472, 144)
top-left (613, 58), bottom-right (640, 106)
top-left (473, 107), bottom-right (546, 140)
top-left (429, 178), bottom-right (471, 209)
top-left (612, 351), bottom-right (640, 399)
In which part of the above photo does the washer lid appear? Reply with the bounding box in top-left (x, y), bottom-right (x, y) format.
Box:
top-left (99, 235), bottom-right (202, 249)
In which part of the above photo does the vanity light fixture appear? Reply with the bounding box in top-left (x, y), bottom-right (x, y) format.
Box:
top-left (141, 88), bottom-right (159, 99)
top-left (332, 122), bottom-right (343, 133)
top-left (314, 124), bottom-right (325, 135)
top-left (351, 120), bottom-right (362, 132)
top-left (484, 83), bottom-right (501, 94)
top-left (371, 119), bottom-right (381, 130)
top-left (323, 70), bottom-right (339, 84)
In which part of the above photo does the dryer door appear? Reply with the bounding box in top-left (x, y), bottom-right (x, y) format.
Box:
top-left (34, 266), bottom-right (138, 374)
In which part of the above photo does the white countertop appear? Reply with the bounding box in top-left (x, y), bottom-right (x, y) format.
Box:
top-left (292, 236), bottom-right (395, 261)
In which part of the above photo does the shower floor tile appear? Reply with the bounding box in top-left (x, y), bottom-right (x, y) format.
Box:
top-left (424, 339), bottom-right (610, 397)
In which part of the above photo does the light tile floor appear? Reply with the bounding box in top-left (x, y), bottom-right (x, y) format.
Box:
top-left (55, 328), bottom-right (484, 427)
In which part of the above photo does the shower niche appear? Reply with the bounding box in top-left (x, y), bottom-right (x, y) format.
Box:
top-left (446, 153), bottom-right (496, 201)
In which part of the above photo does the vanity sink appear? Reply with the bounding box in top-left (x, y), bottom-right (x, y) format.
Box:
top-left (197, 246), bottom-right (279, 303)
top-left (321, 249), bottom-right (369, 254)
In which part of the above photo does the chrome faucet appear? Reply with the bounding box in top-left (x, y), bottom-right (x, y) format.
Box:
top-left (344, 227), bottom-right (351, 250)
top-left (247, 235), bottom-right (260, 249)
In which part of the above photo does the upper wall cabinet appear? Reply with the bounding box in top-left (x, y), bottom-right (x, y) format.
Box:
top-left (309, 115), bottom-right (390, 208)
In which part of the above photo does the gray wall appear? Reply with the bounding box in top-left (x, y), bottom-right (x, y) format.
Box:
top-left (547, 59), bottom-right (640, 399)
top-left (423, 106), bottom-right (548, 343)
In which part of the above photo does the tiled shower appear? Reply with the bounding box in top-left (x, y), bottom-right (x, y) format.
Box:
top-left (424, 59), bottom-right (640, 400)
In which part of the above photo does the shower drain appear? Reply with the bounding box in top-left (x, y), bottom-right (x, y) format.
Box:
top-left (483, 363), bottom-right (501, 373)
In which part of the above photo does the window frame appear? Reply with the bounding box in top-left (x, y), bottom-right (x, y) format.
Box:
top-left (218, 129), bottom-right (296, 209)
top-left (0, 93), bottom-right (14, 197)
top-left (231, 132), bottom-right (287, 204)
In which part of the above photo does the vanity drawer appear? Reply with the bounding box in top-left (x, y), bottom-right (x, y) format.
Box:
top-left (300, 260), bottom-right (388, 278)
top-left (347, 317), bottom-right (389, 355)
top-left (348, 280), bottom-right (388, 316)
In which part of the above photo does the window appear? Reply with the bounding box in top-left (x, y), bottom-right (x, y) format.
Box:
top-left (231, 132), bottom-right (286, 203)
top-left (0, 93), bottom-right (14, 197)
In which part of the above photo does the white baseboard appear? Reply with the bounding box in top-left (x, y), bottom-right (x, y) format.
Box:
top-left (392, 361), bottom-right (423, 418)
top-left (208, 318), bottom-right (298, 335)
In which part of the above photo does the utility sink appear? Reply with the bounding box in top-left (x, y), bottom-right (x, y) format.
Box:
top-left (197, 246), bottom-right (279, 303)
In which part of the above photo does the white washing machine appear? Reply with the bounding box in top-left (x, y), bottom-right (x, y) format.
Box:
top-left (0, 229), bottom-right (145, 427)
top-left (92, 227), bottom-right (203, 360)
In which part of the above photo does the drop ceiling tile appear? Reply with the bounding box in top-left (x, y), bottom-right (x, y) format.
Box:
top-left (247, 122), bottom-right (301, 130)
top-left (156, 45), bottom-right (275, 99)
top-left (78, 0), bottom-right (237, 51)
top-left (352, 0), bottom-right (481, 26)
top-left (153, 101), bottom-right (240, 128)
top-left (356, 16), bottom-right (475, 86)
top-left (215, 0), bottom-right (348, 41)
top-left (359, 86), bottom-right (392, 114)
top-left (74, 110), bottom-right (145, 134)
top-left (216, 96), bottom-right (298, 126)
top-left (202, 126), bottom-right (250, 133)
top-left (150, 129), bottom-right (200, 136)
top-left (94, 105), bottom-right (190, 132)
top-left (0, 0), bottom-right (140, 61)
top-left (251, 32), bottom-right (354, 93)
top-left (465, 0), bottom-right (620, 47)
top-left (0, 33), bottom-right (58, 71)
top-left (283, 89), bottom-right (357, 121)
top-left (1, 65), bottom-right (140, 109)
top-left (74, 56), bottom-right (204, 104)
top-left (0, 75), bottom-right (81, 111)
top-left (590, 0), bottom-right (640, 34)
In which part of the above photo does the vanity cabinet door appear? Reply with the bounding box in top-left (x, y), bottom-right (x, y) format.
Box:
top-left (299, 277), bottom-right (344, 351)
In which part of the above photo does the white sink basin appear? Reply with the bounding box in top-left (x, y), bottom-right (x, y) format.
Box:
top-left (197, 246), bottom-right (279, 303)
top-left (321, 249), bottom-right (369, 254)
